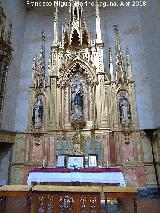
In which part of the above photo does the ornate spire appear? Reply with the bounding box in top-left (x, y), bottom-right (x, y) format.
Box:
top-left (48, 53), bottom-right (52, 76)
top-left (0, 5), bottom-right (12, 44)
top-left (53, 6), bottom-right (58, 46)
top-left (68, 0), bottom-right (84, 45)
top-left (7, 19), bottom-right (12, 42)
top-left (0, 25), bottom-right (5, 40)
top-left (0, 4), bottom-right (6, 31)
top-left (113, 24), bottom-right (127, 84)
top-left (109, 48), bottom-right (114, 81)
top-left (96, 0), bottom-right (100, 18)
top-left (39, 30), bottom-right (45, 71)
top-left (95, 0), bottom-right (102, 43)
top-left (126, 47), bottom-right (132, 80)
top-left (32, 54), bottom-right (37, 83)
top-left (69, 0), bottom-right (83, 22)
top-left (33, 31), bottom-right (46, 89)
top-left (32, 55), bottom-right (37, 70)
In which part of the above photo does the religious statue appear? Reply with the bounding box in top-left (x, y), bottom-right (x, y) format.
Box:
top-left (71, 74), bottom-right (84, 122)
top-left (119, 94), bottom-right (131, 125)
top-left (32, 96), bottom-right (43, 126)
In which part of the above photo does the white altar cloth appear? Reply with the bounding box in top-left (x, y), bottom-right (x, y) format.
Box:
top-left (27, 171), bottom-right (126, 186)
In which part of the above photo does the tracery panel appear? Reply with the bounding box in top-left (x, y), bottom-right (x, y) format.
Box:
top-left (32, 191), bottom-right (101, 213)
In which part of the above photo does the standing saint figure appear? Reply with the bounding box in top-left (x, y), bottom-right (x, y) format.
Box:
top-left (32, 96), bottom-right (43, 126)
top-left (71, 74), bottom-right (84, 119)
top-left (119, 94), bottom-right (131, 125)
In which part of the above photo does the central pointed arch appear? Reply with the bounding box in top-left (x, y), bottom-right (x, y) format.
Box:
top-left (60, 57), bottom-right (97, 87)
top-left (61, 58), bottom-right (97, 124)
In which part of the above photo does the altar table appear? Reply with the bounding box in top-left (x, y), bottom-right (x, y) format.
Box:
top-left (0, 185), bottom-right (32, 213)
top-left (103, 186), bottom-right (138, 213)
top-left (27, 168), bottom-right (126, 186)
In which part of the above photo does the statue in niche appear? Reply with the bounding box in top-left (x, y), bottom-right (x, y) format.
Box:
top-left (32, 96), bottom-right (43, 126)
top-left (119, 94), bottom-right (131, 125)
top-left (71, 74), bottom-right (84, 121)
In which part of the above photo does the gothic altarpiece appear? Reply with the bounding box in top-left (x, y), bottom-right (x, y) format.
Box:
top-left (10, 1), bottom-right (149, 187)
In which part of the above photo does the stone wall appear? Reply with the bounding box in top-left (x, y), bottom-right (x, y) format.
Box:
top-left (1, 0), bottom-right (26, 131)
top-left (138, 0), bottom-right (160, 128)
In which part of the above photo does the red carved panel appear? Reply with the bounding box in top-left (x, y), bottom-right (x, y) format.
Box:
top-left (122, 142), bottom-right (135, 163)
top-left (32, 139), bottom-right (43, 164)
top-left (124, 168), bottom-right (137, 186)
top-left (23, 166), bottom-right (31, 184)
top-left (137, 166), bottom-right (146, 187)
top-left (109, 132), bottom-right (117, 164)
top-left (49, 137), bottom-right (55, 166)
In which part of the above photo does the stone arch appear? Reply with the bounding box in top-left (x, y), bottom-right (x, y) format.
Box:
top-left (60, 58), bottom-right (97, 87)
top-left (61, 59), bottom-right (96, 123)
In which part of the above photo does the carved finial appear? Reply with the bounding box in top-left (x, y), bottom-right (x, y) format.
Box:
top-left (96, 0), bottom-right (100, 18)
top-left (1, 25), bottom-right (5, 40)
top-left (0, 5), bottom-right (6, 40)
top-left (113, 24), bottom-right (121, 55)
top-left (0, 3), bottom-right (6, 19)
top-left (41, 30), bottom-right (45, 42)
top-left (126, 47), bottom-right (132, 80)
top-left (109, 48), bottom-right (112, 63)
top-left (54, 6), bottom-right (58, 22)
top-left (32, 54), bottom-right (37, 70)
top-left (113, 24), bottom-right (127, 84)
top-left (32, 31), bottom-right (46, 90)
top-left (7, 19), bottom-right (12, 41)
top-left (41, 30), bottom-right (45, 56)
top-left (109, 48), bottom-right (114, 81)
top-left (64, 18), bottom-right (68, 24)
top-left (48, 54), bottom-right (52, 75)
top-left (95, 0), bottom-right (102, 43)
top-left (69, 0), bottom-right (72, 14)
top-left (53, 7), bottom-right (58, 45)
top-left (32, 54), bottom-right (37, 84)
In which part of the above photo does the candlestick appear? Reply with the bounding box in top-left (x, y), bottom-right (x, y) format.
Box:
top-left (106, 160), bottom-right (109, 168)
top-left (42, 159), bottom-right (45, 168)
top-left (106, 136), bottom-right (109, 168)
